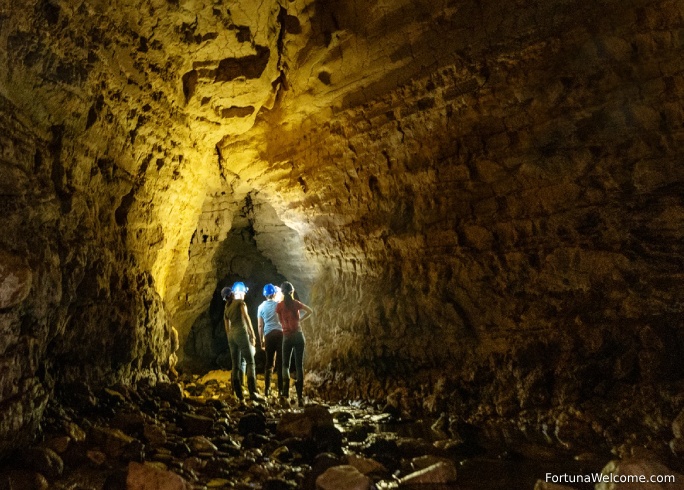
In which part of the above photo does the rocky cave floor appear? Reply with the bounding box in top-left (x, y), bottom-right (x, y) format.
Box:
top-left (3, 372), bottom-right (684, 490)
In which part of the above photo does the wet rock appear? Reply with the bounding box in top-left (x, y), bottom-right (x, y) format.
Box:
top-left (312, 425), bottom-right (343, 455)
top-left (346, 454), bottom-right (387, 476)
top-left (61, 382), bottom-right (99, 412)
top-left (302, 452), bottom-right (344, 490)
top-left (126, 461), bottom-right (191, 489)
top-left (243, 432), bottom-right (271, 449)
top-left (398, 461), bottom-right (458, 486)
top-left (154, 383), bottom-right (184, 405)
top-left (103, 469), bottom-right (128, 490)
top-left (181, 456), bottom-right (205, 474)
top-left (180, 412), bottom-right (214, 436)
top-left (103, 388), bottom-right (128, 406)
top-left (89, 426), bottom-right (138, 459)
top-left (554, 411), bottom-right (601, 450)
top-left (669, 437), bottom-right (684, 456)
top-left (361, 437), bottom-right (400, 471)
top-left (0, 469), bottom-right (49, 490)
top-left (248, 461), bottom-right (272, 480)
top-left (194, 405), bottom-right (220, 420)
top-left (410, 454), bottom-right (453, 471)
top-left (167, 441), bottom-right (192, 459)
top-left (595, 459), bottom-right (684, 489)
top-left (17, 447), bottom-right (63, 479)
top-left (150, 448), bottom-right (174, 465)
top-left (213, 417), bottom-right (232, 434)
top-left (214, 436), bottom-right (241, 456)
top-left (431, 412), bottom-right (452, 438)
top-left (120, 439), bottom-right (145, 463)
top-left (0, 250), bottom-right (32, 308)
top-left (143, 424), bottom-right (167, 446)
top-left (384, 388), bottom-right (408, 418)
top-left (203, 456), bottom-right (234, 477)
top-left (344, 424), bottom-right (373, 442)
top-left (188, 436), bottom-right (217, 454)
top-left (315, 465), bottom-right (371, 490)
top-left (271, 445), bottom-right (293, 463)
top-left (396, 437), bottom-right (443, 459)
top-left (141, 398), bottom-right (161, 414)
top-left (238, 411), bottom-right (267, 436)
top-left (43, 436), bottom-right (70, 454)
top-left (672, 409), bottom-right (684, 439)
top-left (112, 412), bottom-right (147, 435)
top-left (277, 405), bottom-right (334, 440)
top-left (86, 449), bottom-right (107, 466)
top-left (332, 411), bottom-right (353, 423)
top-left (274, 407), bottom-right (341, 456)
top-left (205, 478), bottom-right (231, 488)
top-left (279, 437), bottom-right (310, 461)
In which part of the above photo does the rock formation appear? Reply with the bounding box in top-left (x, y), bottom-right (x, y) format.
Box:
top-left (0, 0), bottom-right (683, 460)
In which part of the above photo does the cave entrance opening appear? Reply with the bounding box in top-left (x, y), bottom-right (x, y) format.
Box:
top-left (181, 192), bottom-right (314, 372)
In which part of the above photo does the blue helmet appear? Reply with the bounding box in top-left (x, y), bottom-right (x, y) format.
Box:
top-left (220, 286), bottom-right (232, 300)
top-left (263, 283), bottom-right (277, 297)
top-left (231, 281), bottom-right (248, 294)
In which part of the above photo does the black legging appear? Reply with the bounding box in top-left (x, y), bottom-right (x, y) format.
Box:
top-left (282, 331), bottom-right (305, 399)
top-left (264, 330), bottom-right (283, 396)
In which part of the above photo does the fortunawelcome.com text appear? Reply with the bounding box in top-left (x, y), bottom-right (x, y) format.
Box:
top-left (545, 472), bottom-right (676, 484)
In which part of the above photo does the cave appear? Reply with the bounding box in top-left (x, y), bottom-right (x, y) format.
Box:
top-left (1, 0), bottom-right (684, 488)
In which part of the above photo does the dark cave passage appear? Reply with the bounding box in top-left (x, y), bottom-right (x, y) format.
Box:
top-left (1, 0), bottom-right (684, 488)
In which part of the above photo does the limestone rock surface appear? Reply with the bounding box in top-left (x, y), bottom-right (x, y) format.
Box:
top-left (0, 0), bottom-right (683, 460)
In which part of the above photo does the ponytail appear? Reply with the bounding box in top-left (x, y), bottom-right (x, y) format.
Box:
top-left (280, 281), bottom-right (295, 307)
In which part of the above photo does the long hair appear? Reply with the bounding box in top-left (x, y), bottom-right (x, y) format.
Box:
top-left (281, 281), bottom-right (295, 307)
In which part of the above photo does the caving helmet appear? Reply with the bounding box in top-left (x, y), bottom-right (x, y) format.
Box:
top-left (231, 281), bottom-right (248, 294)
top-left (220, 286), bottom-right (232, 301)
top-left (263, 283), bottom-right (277, 297)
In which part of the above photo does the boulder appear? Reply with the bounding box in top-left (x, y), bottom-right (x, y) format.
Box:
top-left (126, 461), bottom-right (191, 490)
top-left (595, 459), bottom-right (684, 490)
top-left (315, 465), bottom-right (371, 490)
top-left (399, 461), bottom-right (458, 486)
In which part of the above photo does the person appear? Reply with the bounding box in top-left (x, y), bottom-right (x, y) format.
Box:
top-left (276, 281), bottom-right (313, 407)
top-left (257, 284), bottom-right (283, 398)
top-left (168, 325), bottom-right (179, 380)
top-left (222, 282), bottom-right (263, 403)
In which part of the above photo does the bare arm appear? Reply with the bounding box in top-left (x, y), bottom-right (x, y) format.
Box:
top-left (258, 316), bottom-right (265, 346)
top-left (241, 302), bottom-right (256, 345)
top-left (299, 303), bottom-right (314, 323)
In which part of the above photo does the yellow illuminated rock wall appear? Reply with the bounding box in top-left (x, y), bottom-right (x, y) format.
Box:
top-left (0, 0), bottom-right (683, 456)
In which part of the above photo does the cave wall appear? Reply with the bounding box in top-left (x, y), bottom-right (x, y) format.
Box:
top-left (230, 0), bottom-right (684, 424)
top-left (0, 93), bottom-right (175, 458)
top-left (1, 0), bottom-right (684, 458)
top-left (0, 0), bottom-right (289, 456)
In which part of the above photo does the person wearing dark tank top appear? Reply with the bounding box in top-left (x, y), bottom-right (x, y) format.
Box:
top-left (222, 282), bottom-right (264, 403)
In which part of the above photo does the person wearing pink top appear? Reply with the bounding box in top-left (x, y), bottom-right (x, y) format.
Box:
top-left (275, 281), bottom-right (313, 407)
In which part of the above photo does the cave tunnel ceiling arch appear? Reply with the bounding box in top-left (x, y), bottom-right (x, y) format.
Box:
top-left (0, 0), bottom-right (683, 465)
top-left (178, 191), bottom-right (315, 369)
